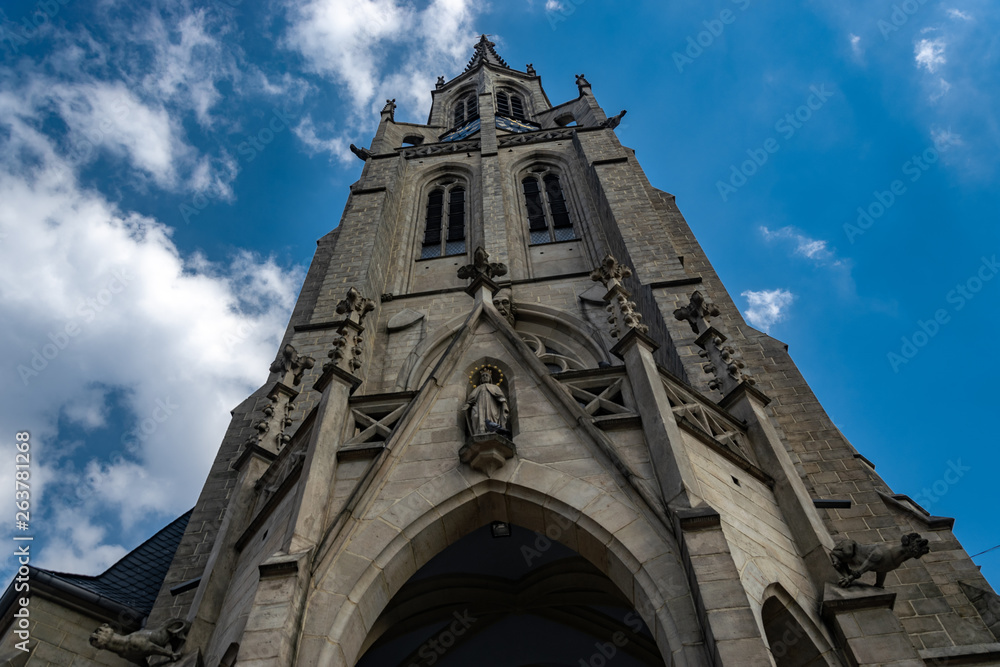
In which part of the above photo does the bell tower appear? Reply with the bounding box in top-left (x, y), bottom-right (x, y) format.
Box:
top-left (133, 36), bottom-right (1000, 667)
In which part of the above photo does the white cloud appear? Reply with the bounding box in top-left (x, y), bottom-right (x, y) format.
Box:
top-left (849, 33), bottom-right (863, 57)
top-left (546, 0), bottom-right (566, 11)
top-left (930, 77), bottom-right (952, 101)
top-left (947, 8), bottom-right (972, 20)
top-left (0, 88), bottom-right (303, 575)
top-left (760, 226), bottom-right (843, 265)
top-left (741, 289), bottom-right (794, 332)
top-left (931, 127), bottom-right (964, 150)
top-left (914, 38), bottom-right (947, 73)
top-left (281, 0), bottom-right (482, 161)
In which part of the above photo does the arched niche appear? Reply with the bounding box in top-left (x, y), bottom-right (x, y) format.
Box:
top-left (356, 523), bottom-right (665, 667)
top-left (760, 585), bottom-right (842, 667)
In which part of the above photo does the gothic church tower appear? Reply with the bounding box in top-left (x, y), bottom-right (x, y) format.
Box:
top-left (123, 36), bottom-right (1000, 667)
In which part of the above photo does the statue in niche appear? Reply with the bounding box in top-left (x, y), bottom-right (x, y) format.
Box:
top-left (463, 365), bottom-right (510, 437)
top-left (830, 532), bottom-right (930, 588)
top-left (492, 288), bottom-right (517, 326)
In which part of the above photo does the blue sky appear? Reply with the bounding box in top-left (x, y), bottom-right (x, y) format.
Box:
top-left (0, 0), bottom-right (997, 590)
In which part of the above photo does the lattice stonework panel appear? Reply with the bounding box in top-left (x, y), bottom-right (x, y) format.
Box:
top-left (662, 379), bottom-right (752, 460)
top-left (342, 394), bottom-right (415, 448)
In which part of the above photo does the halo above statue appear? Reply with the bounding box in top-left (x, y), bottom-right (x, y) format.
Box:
top-left (468, 364), bottom-right (504, 387)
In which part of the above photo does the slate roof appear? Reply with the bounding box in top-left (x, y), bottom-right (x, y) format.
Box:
top-left (39, 509), bottom-right (191, 615)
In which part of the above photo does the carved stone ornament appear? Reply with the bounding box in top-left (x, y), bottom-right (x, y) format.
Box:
top-left (600, 109), bottom-right (627, 130)
top-left (830, 532), bottom-right (930, 588)
top-left (575, 73), bottom-right (590, 88)
top-left (457, 246), bottom-right (508, 281)
top-left (673, 290), bottom-right (720, 336)
top-left (492, 288), bottom-right (517, 326)
top-left (590, 253), bottom-right (631, 290)
top-left (590, 254), bottom-right (648, 338)
top-left (89, 618), bottom-right (189, 666)
top-left (436, 75), bottom-right (445, 88)
top-left (526, 63), bottom-right (536, 76)
top-left (269, 343), bottom-right (315, 386)
top-left (324, 287), bottom-right (376, 375)
top-left (381, 98), bottom-right (396, 119)
top-left (349, 143), bottom-right (372, 161)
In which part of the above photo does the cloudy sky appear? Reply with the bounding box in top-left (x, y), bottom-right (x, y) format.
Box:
top-left (1, 0), bottom-right (998, 588)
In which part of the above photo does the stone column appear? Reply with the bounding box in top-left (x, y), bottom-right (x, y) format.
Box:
top-left (591, 255), bottom-right (702, 508)
top-left (238, 288), bottom-right (375, 667)
top-left (821, 584), bottom-right (924, 666)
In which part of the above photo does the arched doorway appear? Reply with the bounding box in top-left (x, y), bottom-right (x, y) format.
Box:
top-left (356, 523), bottom-right (665, 666)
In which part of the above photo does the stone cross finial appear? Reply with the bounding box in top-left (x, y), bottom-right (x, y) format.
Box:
top-left (269, 343), bottom-right (315, 387)
top-left (325, 286), bottom-right (376, 375)
top-left (457, 246), bottom-right (508, 281)
top-left (575, 73), bottom-right (590, 88)
top-left (590, 254), bottom-right (631, 291)
top-left (590, 254), bottom-right (647, 339)
top-left (673, 290), bottom-right (720, 335)
top-left (675, 291), bottom-right (754, 395)
top-left (436, 76), bottom-right (445, 88)
top-left (526, 63), bottom-right (536, 76)
top-left (381, 98), bottom-right (396, 120)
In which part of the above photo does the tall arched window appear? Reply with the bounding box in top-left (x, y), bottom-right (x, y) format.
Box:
top-left (453, 92), bottom-right (478, 127)
top-left (522, 170), bottom-right (575, 244)
top-left (421, 183), bottom-right (467, 258)
top-left (496, 90), bottom-right (527, 121)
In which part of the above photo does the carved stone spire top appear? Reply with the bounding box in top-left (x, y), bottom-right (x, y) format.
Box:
top-left (589, 254), bottom-right (647, 339)
top-left (673, 290), bottom-right (720, 336)
top-left (269, 343), bottom-right (315, 386)
top-left (590, 254), bottom-right (631, 291)
top-left (458, 246), bottom-right (508, 281)
top-left (323, 286), bottom-right (376, 377)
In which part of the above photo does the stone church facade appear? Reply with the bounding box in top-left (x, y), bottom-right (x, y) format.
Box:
top-left (5, 36), bottom-right (1000, 667)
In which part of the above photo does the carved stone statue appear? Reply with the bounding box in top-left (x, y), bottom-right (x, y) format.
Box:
top-left (89, 618), bottom-right (189, 666)
top-left (830, 532), bottom-right (930, 588)
top-left (600, 109), bottom-right (627, 129)
top-left (464, 366), bottom-right (509, 436)
top-left (492, 288), bottom-right (517, 326)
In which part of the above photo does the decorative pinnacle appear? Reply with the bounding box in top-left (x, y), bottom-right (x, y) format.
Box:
top-left (590, 254), bottom-right (647, 338)
top-left (324, 286), bottom-right (376, 375)
top-left (590, 254), bottom-right (632, 290)
top-left (673, 290), bottom-right (720, 336)
top-left (675, 290), bottom-right (754, 395)
top-left (269, 344), bottom-right (315, 386)
top-left (458, 246), bottom-right (508, 281)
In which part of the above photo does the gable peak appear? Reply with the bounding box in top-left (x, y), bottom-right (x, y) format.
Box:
top-left (465, 34), bottom-right (510, 72)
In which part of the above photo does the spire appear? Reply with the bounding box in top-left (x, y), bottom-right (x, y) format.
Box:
top-left (464, 34), bottom-right (509, 72)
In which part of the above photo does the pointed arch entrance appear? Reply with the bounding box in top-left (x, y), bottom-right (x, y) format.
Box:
top-left (304, 479), bottom-right (709, 666)
top-left (356, 522), bottom-right (664, 666)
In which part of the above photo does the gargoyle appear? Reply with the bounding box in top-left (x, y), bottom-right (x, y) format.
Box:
top-left (830, 532), bottom-right (930, 588)
top-left (89, 618), bottom-right (189, 666)
top-left (349, 144), bottom-right (372, 161)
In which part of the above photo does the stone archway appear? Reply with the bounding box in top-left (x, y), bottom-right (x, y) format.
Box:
top-left (760, 585), bottom-right (842, 667)
top-left (355, 522), bottom-right (665, 666)
top-left (299, 474), bottom-right (709, 666)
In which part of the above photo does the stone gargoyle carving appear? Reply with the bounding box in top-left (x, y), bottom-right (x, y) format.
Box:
top-left (89, 618), bottom-right (189, 666)
top-left (830, 532), bottom-right (930, 588)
